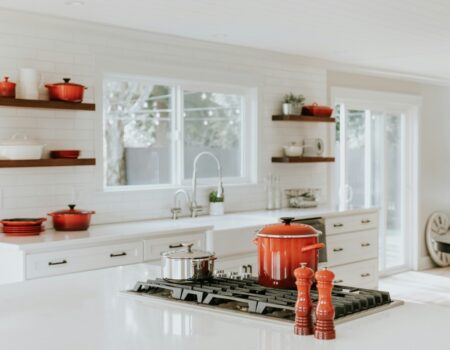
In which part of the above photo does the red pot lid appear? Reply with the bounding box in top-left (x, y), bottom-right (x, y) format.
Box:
top-left (50, 78), bottom-right (85, 88)
top-left (49, 204), bottom-right (95, 216)
top-left (257, 217), bottom-right (319, 236)
top-left (0, 76), bottom-right (15, 87)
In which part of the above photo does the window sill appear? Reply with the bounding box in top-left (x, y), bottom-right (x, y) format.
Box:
top-left (103, 181), bottom-right (259, 193)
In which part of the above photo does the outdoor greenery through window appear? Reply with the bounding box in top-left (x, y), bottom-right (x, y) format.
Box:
top-left (103, 76), bottom-right (251, 188)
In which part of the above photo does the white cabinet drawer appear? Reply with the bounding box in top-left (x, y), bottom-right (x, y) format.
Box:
top-left (326, 212), bottom-right (378, 235)
top-left (143, 232), bottom-right (206, 261)
top-left (331, 259), bottom-right (378, 288)
top-left (26, 241), bottom-right (143, 279)
top-left (326, 229), bottom-right (377, 266)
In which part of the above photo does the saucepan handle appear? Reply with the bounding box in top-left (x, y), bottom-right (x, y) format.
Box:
top-left (301, 242), bottom-right (325, 253)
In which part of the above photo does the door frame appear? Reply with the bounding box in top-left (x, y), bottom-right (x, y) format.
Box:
top-left (329, 87), bottom-right (421, 273)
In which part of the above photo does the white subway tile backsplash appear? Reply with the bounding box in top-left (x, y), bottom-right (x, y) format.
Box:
top-left (0, 9), bottom-right (331, 224)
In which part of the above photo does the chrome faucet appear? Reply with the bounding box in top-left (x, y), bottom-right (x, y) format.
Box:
top-left (171, 189), bottom-right (190, 220)
top-left (170, 151), bottom-right (224, 219)
top-left (191, 152), bottom-right (224, 217)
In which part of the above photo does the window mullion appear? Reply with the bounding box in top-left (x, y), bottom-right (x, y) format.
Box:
top-left (174, 86), bottom-right (184, 186)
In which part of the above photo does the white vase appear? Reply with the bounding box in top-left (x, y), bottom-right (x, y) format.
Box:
top-left (282, 103), bottom-right (293, 115)
top-left (209, 202), bottom-right (224, 216)
top-left (18, 68), bottom-right (40, 100)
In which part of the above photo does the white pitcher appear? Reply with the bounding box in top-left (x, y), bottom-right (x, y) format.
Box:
top-left (18, 68), bottom-right (40, 100)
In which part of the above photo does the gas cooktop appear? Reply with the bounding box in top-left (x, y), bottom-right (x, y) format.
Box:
top-left (127, 277), bottom-right (403, 324)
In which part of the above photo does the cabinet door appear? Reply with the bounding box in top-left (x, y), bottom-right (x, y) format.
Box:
top-left (26, 241), bottom-right (143, 279)
top-left (143, 232), bottom-right (206, 261)
top-left (326, 212), bottom-right (378, 236)
top-left (326, 229), bottom-right (378, 266)
top-left (331, 259), bottom-right (378, 288)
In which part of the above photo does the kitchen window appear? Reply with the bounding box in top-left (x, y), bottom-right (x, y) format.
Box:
top-left (103, 75), bottom-right (256, 189)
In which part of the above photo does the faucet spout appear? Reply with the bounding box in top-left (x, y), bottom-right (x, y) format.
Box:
top-left (191, 151), bottom-right (224, 211)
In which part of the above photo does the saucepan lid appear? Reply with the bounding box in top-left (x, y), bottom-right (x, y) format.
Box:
top-left (161, 243), bottom-right (216, 260)
top-left (256, 217), bottom-right (320, 238)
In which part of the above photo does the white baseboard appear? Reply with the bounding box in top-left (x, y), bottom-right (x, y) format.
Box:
top-left (418, 256), bottom-right (435, 271)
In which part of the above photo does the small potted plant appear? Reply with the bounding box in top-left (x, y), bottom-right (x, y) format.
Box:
top-left (282, 93), bottom-right (305, 115)
top-left (209, 190), bottom-right (225, 216)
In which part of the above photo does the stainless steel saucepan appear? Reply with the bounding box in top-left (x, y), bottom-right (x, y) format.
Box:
top-left (161, 243), bottom-right (216, 282)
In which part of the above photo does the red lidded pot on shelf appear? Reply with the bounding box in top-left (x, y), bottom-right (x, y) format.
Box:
top-left (0, 77), bottom-right (16, 98)
top-left (254, 217), bottom-right (325, 289)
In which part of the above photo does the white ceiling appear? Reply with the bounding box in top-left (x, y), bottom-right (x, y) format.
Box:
top-left (2, 0), bottom-right (450, 81)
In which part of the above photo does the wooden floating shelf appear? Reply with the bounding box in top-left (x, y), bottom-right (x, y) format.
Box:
top-left (272, 115), bottom-right (335, 123)
top-left (0, 158), bottom-right (96, 168)
top-left (0, 97), bottom-right (95, 111)
top-left (272, 156), bottom-right (335, 163)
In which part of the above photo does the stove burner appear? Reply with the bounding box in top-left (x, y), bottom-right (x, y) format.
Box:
top-left (130, 277), bottom-right (398, 323)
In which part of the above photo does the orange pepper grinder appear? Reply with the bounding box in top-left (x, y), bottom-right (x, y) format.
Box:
top-left (293, 262), bottom-right (314, 335)
top-left (314, 267), bottom-right (336, 340)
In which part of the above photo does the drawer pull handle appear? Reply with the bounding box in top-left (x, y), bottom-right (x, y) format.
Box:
top-left (361, 273), bottom-right (371, 278)
top-left (333, 248), bottom-right (344, 252)
top-left (169, 243), bottom-right (182, 249)
top-left (334, 279), bottom-right (344, 284)
top-left (110, 252), bottom-right (127, 258)
top-left (361, 243), bottom-right (371, 247)
top-left (361, 219), bottom-right (371, 224)
top-left (48, 260), bottom-right (67, 266)
top-left (333, 223), bottom-right (344, 228)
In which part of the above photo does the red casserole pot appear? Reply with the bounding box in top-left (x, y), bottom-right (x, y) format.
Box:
top-left (254, 217), bottom-right (325, 289)
top-left (0, 76), bottom-right (16, 98)
top-left (302, 103), bottom-right (333, 117)
top-left (48, 204), bottom-right (95, 231)
top-left (45, 78), bottom-right (87, 102)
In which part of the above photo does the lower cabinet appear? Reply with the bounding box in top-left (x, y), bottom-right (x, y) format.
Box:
top-left (143, 232), bottom-right (206, 261)
top-left (19, 229), bottom-right (208, 282)
top-left (331, 259), bottom-right (378, 289)
top-left (26, 241), bottom-right (143, 279)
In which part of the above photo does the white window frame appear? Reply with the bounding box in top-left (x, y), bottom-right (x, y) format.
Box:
top-left (330, 87), bottom-right (421, 274)
top-left (102, 73), bottom-right (258, 191)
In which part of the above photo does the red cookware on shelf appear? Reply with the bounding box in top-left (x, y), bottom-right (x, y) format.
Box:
top-left (0, 77), bottom-right (16, 98)
top-left (50, 150), bottom-right (80, 159)
top-left (45, 78), bottom-right (87, 102)
top-left (48, 204), bottom-right (95, 231)
top-left (254, 217), bottom-right (325, 289)
top-left (302, 103), bottom-right (333, 117)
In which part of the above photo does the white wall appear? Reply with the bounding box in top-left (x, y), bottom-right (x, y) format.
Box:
top-left (0, 9), bottom-right (331, 224)
top-left (328, 71), bottom-right (450, 269)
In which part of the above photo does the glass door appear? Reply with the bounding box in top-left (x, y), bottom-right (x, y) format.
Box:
top-left (336, 105), bottom-right (408, 274)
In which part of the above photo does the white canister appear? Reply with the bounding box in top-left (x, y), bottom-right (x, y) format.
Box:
top-left (209, 202), bottom-right (225, 216)
top-left (18, 68), bottom-right (40, 100)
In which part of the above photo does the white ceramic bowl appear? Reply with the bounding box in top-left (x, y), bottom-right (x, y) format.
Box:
top-left (0, 134), bottom-right (44, 160)
top-left (283, 144), bottom-right (303, 157)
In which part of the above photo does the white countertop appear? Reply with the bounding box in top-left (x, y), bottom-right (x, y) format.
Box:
top-left (0, 206), bottom-right (377, 251)
top-left (0, 262), bottom-right (448, 350)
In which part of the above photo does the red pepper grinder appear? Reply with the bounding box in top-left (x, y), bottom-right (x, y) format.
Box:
top-left (314, 267), bottom-right (336, 340)
top-left (293, 262), bottom-right (314, 335)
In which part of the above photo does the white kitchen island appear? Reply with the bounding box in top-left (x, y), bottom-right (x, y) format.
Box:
top-left (0, 262), bottom-right (448, 350)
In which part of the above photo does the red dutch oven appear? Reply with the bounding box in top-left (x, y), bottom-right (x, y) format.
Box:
top-left (48, 204), bottom-right (95, 231)
top-left (254, 217), bottom-right (325, 289)
top-left (45, 78), bottom-right (87, 102)
top-left (0, 77), bottom-right (16, 98)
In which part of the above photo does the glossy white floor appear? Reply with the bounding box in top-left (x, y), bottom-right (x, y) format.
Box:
top-left (379, 267), bottom-right (450, 307)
